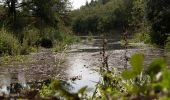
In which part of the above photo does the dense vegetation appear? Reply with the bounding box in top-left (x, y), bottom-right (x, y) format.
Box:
top-left (1, 0), bottom-right (170, 54)
top-left (0, 0), bottom-right (78, 56)
top-left (71, 0), bottom-right (170, 49)
top-left (71, 0), bottom-right (132, 34)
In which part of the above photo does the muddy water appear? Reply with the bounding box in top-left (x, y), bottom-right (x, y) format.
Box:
top-left (0, 35), bottom-right (168, 96)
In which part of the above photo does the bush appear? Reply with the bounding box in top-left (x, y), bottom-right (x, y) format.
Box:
top-left (0, 28), bottom-right (20, 56)
top-left (130, 32), bottom-right (151, 43)
top-left (23, 28), bottom-right (40, 47)
top-left (54, 32), bottom-right (80, 52)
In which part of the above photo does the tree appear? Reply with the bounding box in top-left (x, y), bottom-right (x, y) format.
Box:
top-left (146, 0), bottom-right (170, 45)
top-left (130, 0), bottom-right (146, 32)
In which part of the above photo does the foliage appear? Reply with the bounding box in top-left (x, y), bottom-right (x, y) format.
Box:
top-left (95, 53), bottom-right (170, 100)
top-left (146, 0), bottom-right (170, 46)
top-left (71, 0), bottom-right (133, 34)
top-left (130, 0), bottom-right (146, 31)
top-left (20, 28), bottom-right (40, 54)
top-left (130, 31), bottom-right (151, 43)
top-left (0, 28), bottom-right (20, 56)
top-left (122, 53), bottom-right (143, 79)
top-left (0, 0), bottom-right (74, 55)
top-left (55, 32), bottom-right (80, 52)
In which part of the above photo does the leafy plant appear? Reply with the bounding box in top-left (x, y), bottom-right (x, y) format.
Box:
top-left (93, 53), bottom-right (170, 100)
top-left (122, 53), bottom-right (144, 79)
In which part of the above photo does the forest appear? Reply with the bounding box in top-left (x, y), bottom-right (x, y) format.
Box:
top-left (0, 0), bottom-right (170, 99)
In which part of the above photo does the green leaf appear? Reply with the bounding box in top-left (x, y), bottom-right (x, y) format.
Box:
top-left (122, 70), bottom-right (135, 79)
top-left (146, 58), bottom-right (166, 76)
top-left (160, 70), bottom-right (170, 89)
top-left (130, 53), bottom-right (144, 75)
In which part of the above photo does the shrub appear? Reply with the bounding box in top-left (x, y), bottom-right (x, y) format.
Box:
top-left (54, 32), bottom-right (80, 52)
top-left (130, 32), bottom-right (151, 43)
top-left (0, 28), bottom-right (20, 56)
top-left (23, 28), bottom-right (40, 47)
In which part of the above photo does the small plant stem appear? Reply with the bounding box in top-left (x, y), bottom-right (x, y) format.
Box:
top-left (102, 33), bottom-right (109, 72)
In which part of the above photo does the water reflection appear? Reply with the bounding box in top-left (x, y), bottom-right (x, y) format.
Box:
top-left (0, 74), bottom-right (11, 94)
top-left (67, 53), bottom-right (100, 95)
top-left (0, 72), bottom-right (27, 94)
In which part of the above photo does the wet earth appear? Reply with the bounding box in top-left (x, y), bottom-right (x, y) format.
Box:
top-left (0, 35), bottom-right (169, 97)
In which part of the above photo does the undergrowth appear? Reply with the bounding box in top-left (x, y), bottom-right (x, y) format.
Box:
top-left (129, 32), bottom-right (151, 44)
top-left (54, 32), bottom-right (80, 52)
top-left (0, 28), bottom-right (20, 56)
